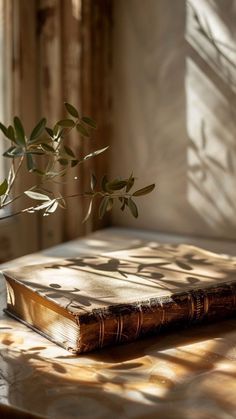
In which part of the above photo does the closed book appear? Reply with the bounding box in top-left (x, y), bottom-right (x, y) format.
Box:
top-left (2, 243), bottom-right (236, 353)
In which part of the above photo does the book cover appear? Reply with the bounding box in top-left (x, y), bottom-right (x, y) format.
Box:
top-left (2, 243), bottom-right (236, 353)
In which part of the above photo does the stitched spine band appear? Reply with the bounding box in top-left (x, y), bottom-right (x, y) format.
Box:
top-left (116, 314), bottom-right (123, 343)
top-left (83, 281), bottom-right (236, 352)
top-left (135, 305), bottom-right (143, 339)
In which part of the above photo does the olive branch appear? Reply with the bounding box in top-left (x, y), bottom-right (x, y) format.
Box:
top-left (0, 102), bottom-right (155, 222)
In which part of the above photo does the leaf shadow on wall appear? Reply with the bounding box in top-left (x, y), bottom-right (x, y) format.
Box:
top-left (186, 0), bottom-right (236, 237)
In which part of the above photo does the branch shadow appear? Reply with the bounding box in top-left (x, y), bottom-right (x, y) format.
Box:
top-left (1, 316), bottom-right (236, 418)
top-left (12, 241), bottom-right (236, 313)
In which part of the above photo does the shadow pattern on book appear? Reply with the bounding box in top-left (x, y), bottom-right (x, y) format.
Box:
top-left (18, 243), bottom-right (235, 312)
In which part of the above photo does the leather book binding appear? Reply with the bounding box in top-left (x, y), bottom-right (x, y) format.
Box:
top-left (3, 243), bottom-right (236, 353)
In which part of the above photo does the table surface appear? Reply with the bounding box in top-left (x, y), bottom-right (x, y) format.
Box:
top-left (1, 228), bottom-right (236, 419)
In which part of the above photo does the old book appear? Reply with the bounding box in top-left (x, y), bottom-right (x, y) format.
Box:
top-left (3, 243), bottom-right (236, 353)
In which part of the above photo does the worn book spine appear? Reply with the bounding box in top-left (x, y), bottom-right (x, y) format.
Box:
top-left (76, 282), bottom-right (236, 353)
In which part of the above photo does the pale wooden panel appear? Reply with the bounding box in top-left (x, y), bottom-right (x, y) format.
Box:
top-left (0, 0), bottom-right (113, 258)
top-left (0, 0), bottom-right (39, 260)
top-left (37, 0), bottom-right (64, 248)
top-left (37, 0), bottom-right (112, 244)
top-left (61, 0), bottom-right (86, 240)
top-left (11, 0), bottom-right (39, 255)
top-left (36, 0), bottom-right (113, 242)
top-left (81, 0), bottom-right (113, 232)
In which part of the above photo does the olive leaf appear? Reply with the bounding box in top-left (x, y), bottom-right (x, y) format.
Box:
top-left (3, 146), bottom-right (17, 157)
top-left (0, 103), bottom-right (155, 223)
top-left (45, 200), bottom-right (59, 214)
top-left (33, 168), bottom-right (47, 176)
top-left (108, 179), bottom-right (127, 190)
top-left (14, 116), bottom-right (26, 146)
top-left (71, 159), bottom-right (79, 167)
top-left (90, 173), bottom-right (97, 191)
top-left (29, 118), bottom-right (47, 142)
top-left (57, 119), bottom-right (75, 128)
top-left (83, 199), bottom-right (93, 223)
top-left (7, 125), bottom-right (17, 143)
top-left (24, 190), bottom-right (51, 201)
top-left (128, 197), bottom-right (138, 218)
top-left (126, 173), bottom-right (135, 192)
top-left (26, 154), bottom-right (35, 172)
top-left (133, 184), bottom-right (155, 196)
top-left (0, 122), bottom-right (8, 137)
top-left (0, 122), bottom-right (16, 143)
top-left (33, 200), bottom-right (54, 211)
top-left (99, 196), bottom-right (110, 219)
top-left (76, 123), bottom-right (90, 137)
top-left (64, 102), bottom-right (79, 118)
top-left (31, 199), bottom-right (58, 216)
top-left (57, 193), bottom-right (66, 209)
top-left (25, 150), bottom-right (44, 155)
top-left (3, 146), bottom-right (24, 157)
top-left (0, 123), bottom-right (17, 143)
top-left (0, 179), bottom-right (8, 196)
top-left (119, 197), bottom-right (128, 211)
top-left (58, 158), bottom-right (69, 166)
top-left (83, 146), bottom-right (109, 162)
top-left (45, 127), bottom-right (54, 138)
top-left (98, 197), bottom-right (113, 217)
top-left (101, 174), bottom-right (110, 192)
top-left (41, 143), bottom-right (55, 153)
top-left (106, 197), bottom-right (113, 211)
top-left (63, 145), bottom-right (75, 158)
top-left (81, 116), bottom-right (97, 129)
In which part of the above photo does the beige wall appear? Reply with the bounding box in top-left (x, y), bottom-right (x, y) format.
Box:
top-left (111, 0), bottom-right (236, 240)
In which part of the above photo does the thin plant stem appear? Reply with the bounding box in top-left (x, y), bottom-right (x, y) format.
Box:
top-left (0, 191), bottom-right (133, 221)
top-left (1, 156), bottom-right (24, 205)
top-left (1, 192), bottom-right (25, 207)
top-left (0, 206), bottom-right (34, 221)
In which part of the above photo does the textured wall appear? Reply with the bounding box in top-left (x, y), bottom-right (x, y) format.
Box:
top-left (111, 0), bottom-right (236, 240)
